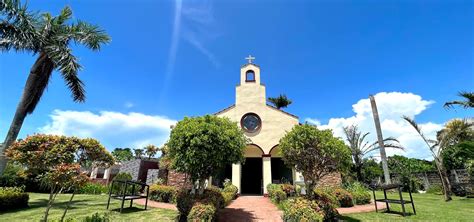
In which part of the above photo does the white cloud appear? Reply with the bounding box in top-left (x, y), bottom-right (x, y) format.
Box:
top-left (39, 110), bottom-right (177, 151)
top-left (309, 92), bottom-right (443, 160)
top-left (124, 102), bottom-right (134, 108)
top-left (304, 118), bottom-right (321, 126)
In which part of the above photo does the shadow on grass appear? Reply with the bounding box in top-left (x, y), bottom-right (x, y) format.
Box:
top-left (109, 207), bottom-right (147, 214)
top-left (338, 215), bottom-right (362, 222)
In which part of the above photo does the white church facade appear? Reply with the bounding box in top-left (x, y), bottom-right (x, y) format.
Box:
top-left (214, 57), bottom-right (301, 195)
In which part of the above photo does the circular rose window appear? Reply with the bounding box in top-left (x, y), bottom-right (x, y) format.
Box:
top-left (241, 113), bottom-right (261, 133)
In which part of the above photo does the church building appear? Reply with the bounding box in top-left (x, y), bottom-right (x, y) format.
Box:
top-left (214, 56), bottom-right (301, 195)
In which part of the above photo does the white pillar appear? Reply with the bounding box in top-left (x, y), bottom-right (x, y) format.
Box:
top-left (103, 168), bottom-right (111, 180)
top-left (232, 163), bottom-right (241, 193)
top-left (90, 167), bottom-right (98, 179)
top-left (262, 156), bottom-right (272, 195)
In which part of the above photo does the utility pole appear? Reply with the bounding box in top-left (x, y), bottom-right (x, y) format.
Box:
top-left (369, 95), bottom-right (392, 184)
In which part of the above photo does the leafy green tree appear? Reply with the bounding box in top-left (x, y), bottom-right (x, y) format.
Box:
top-left (111, 148), bottom-right (134, 162)
top-left (144, 144), bottom-right (159, 159)
top-left (167, 115), bottom-right (247, 194)
top-left (0, 0), bottom-right (110, 174)
top-left (134, 148), bottom-right (144, 159)
top-left (360, 158), bottom-right (383, 184)
top-left (343, 124), bottom-right (404, 182)
top-left (268, 94), bottom-right (292, 109)
top-left (279, 124), bottom-right (351, 196)
top-left (6, 134), bottom-right (114, 221)
top-left (442, 141), bottom-right (474, 171)
top-left (444, 91), bottom-right (474, 109)
top-left (388, 155), bottom-right (435, 192)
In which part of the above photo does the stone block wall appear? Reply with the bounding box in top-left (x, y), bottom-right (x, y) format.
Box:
top-left (146, 169), bottom-right (160, 185)
top-left (119, 159), bottom-right (142, 181)
top-left (316, 172), bottom-right (342, 187)
top-left (167, 170), bottom-right (192, 189)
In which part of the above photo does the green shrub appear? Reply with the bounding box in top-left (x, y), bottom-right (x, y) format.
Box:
top-left (177, 190), bottom-right (195, 222)
top-left (0, 187), bottom-right (29, 211)
top-left (83, 212), bottom-right (110, 222)
top-left (312, 187), bottom-right (338, 207)
top-left (222, 183), bottom-right (238, 198)
top-left (281, 197), bottom-right (324, 222)
top-left (426, 185), bottom-right (443, 195)
top-left (267, 184), bottom-right (288, 203)
top-left (332, 188), bottom-right (354, 207)
top-left (78, 183), bottom-right (108, 195)
top-left (281, 184), bottom-right (296, 197)
top-left (202, 187), bottom-right (225, 209)
top-left (149, 184), bottom-right (178, 203)
top-left (187, 202), bottom-right (216, 222)
top-left (222, 192), bottom-right (234, 206)
top-left (111, 172), bottom-right (133, 194)
top-left (344, 182), bottom-right (371, 205)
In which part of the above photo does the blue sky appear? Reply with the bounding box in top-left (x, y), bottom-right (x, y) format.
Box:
top-left (0, 0), bottom-right (472, 159)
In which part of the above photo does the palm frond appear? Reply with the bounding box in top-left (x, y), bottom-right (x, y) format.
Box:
top-left (70, 20), bottom-right (110, 50)
top-left (444, 91), bottom-right (474, 109)
top-left (44, 44), bottom-right (85, 102)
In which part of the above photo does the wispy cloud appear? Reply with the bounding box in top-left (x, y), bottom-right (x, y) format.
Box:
top-left (124, 102), bottom-right (134, 108)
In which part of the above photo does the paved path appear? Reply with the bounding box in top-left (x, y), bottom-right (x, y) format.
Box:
top-left (217, 196), bottom-right (283, 222)
top-left (337, 201), bottom-right (386, 214)
top-left (135, 199), bottom-right (177, 210)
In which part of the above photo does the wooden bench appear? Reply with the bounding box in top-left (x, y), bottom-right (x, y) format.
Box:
top-left (372, 184), bottom-right (416, 216)
top-left (106, 180), bottom-right (150, 213)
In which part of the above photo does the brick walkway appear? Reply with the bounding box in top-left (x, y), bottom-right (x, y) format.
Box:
top-left (135, 199), bottom-right (177, 210)
top-left (337, 201), bottom-right (386, 214)
top-left (217, 196), bottom-right (283, 222)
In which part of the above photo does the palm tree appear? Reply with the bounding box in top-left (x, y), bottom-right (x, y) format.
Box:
top-left (343, 125), bottom-right (404, 182)
top-left (268, 94), bottom-right (292, 109)
top-left (403, 116), bottom-right (455, 201)
top-left (0, 0), bottom-right (110, 174)
top-left (437, 119), bottom-right (474, 149)
top-left (444, 91), bottom-right (474, 109)
top-left (144, 144), bottom-right (159, 160)
top-left (134, 149), bottom-right (144, 159)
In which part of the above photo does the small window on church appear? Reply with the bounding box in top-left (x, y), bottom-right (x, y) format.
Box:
top-left (246, 70), bottom-right (255, 82)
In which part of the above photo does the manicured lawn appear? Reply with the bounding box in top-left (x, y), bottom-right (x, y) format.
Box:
top-left (0, 193), bottom-right (178, 221)
top-left (341, 191), bottom-right (474, 221)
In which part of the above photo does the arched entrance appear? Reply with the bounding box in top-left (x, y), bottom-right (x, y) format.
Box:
top-left (270, 145), bottom-right (293, 184)
top-left (241, 144), bottom-right (264, 195)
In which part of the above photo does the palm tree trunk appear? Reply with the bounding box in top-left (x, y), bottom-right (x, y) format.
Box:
top-left (369, 95), bottom-right (392, 184)
top-left (0, 53), bottom-right (53, 174)
top-left (434, 157), bottom-right (452, 201)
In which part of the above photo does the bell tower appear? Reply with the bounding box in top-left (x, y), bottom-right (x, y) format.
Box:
top-left (236, 55), bottom-right (266, 106)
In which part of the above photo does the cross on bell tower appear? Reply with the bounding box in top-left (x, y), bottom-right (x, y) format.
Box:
top-left (245, 55), bottom-right (255, 64)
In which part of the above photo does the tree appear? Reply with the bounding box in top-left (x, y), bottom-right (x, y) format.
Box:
top-left (6, 134), bottom-right (114, 221)
top-left (167, 115), bottom-right (247, 194)
top-left (442, 141), bottom-right (474, 171)
top-left (444, 91), bottom-right (474, 109)
top-left (144, 144), bottom-right (159, 159)
top-left (388, 155), bottom-right (435, 192)
top-left (268, 94), bottom-right (292, 109)
top-left (279, 124), bottom-right (351, 197)
top-left (134, 148), bottom-right (144, 159)
top-left (437, 119), bottom-right (474, 149)
top-left (111, 148), bottom-right (134, 162)
top-left (403, 116), bottom-right (453, 201)
top-left (343, 125), bottom-right (404, 182)
top-left (361, 158), bottom-right (383, 184)
top-left (0, 0), bottom-right (110, 174)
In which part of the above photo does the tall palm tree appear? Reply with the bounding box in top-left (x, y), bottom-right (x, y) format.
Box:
top-left (0, 0), bottom-right (110, 174)
top-left (403, 116), bottom-right (454, 201)
top-left (268, 94), bottom-right (292, 109)
top-left (343, 125), bottom-right (404, 182)
top-left (444, 91), bottom-right (474, 109)
top-left (437, 119), bottom-right (474, 149)
top-left (144, 144), bottom-right (159, 160)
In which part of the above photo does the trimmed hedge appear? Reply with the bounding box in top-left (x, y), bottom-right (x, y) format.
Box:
top-left (332, 188), bottom-right (354, 207)
top-left (344, 182), bottom-right (371, 205)
top-left (187, 202), bottom-right (216, 222)
top-left (0, 187), bottom-right (29, 211)
top-left (78, 183), bottom-right (108, 195)
top-left (150, 184), bottom-right (178, 203)
top-left (176, 188), bottom-right (225, 222)
top-left (267, 184), bottom-right (288, 203)
top-left (313, 188), bottom-right (338, 207)
top-left (281, 197), bottom-right (324, 222)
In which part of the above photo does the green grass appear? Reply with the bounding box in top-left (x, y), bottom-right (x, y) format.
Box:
top-left (0, 193), bottom-right (178, 221)
top-left (341, 191), bottom-right (474, 221)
